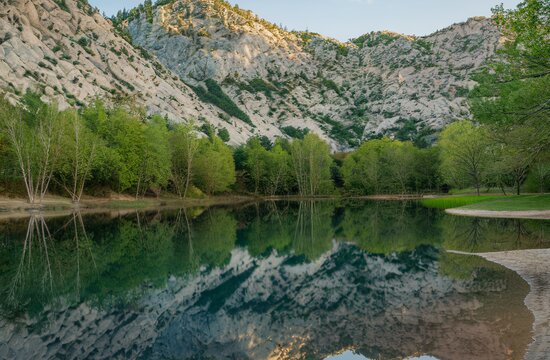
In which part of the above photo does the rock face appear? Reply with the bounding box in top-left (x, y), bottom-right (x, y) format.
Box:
top-left (0, 0), bottom-right (255, 144)
top-left (0, 0), bottom-right (503, 148)
top-left (126, 0), bottom-right (502, 147)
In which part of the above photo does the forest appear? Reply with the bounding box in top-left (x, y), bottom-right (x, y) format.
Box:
top-left (0, 0), bottom-right (548, 204)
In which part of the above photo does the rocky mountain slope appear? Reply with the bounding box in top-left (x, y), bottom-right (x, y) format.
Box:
top-left (0, 0), bottom-right (255, 144)
top-left (0, 0), bottom-right (503, 148)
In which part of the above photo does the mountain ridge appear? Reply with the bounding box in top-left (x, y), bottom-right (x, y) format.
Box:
top-left (0, 0), bottom-right (503, 148)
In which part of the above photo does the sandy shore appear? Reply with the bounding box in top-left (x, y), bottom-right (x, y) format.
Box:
top-left (450, 249), bottom-right (550, 360)
top-left (446, 208), bottom-right (550, 220)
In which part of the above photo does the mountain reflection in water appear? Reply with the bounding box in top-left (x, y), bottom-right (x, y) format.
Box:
top-left (0, 200), bottom-right (548, 360)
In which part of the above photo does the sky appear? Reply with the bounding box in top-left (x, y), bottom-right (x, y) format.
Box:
top-left (88, 0), bottom-right (521, 41)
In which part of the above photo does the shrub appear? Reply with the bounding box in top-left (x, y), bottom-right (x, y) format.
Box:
top-left (281, 126), bottom-right (309, 139)
top-left (190, 79), bottom-right (253, 127)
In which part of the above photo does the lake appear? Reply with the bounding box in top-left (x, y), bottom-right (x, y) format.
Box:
top-left (0, 200), bottom-right (549, 359)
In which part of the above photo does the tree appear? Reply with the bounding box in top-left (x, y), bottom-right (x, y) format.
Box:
top-left (290, 133), bottom-right (334, 196)
top-left (341, 138), bottom-right (387, 194)
top-left (56, 110), bottom-right (97, 203)
top-left (470, 0), bottom-right (550, 188)
top-left (217, 127), bottom-right (230, 143)
top-left (136, 115), bottom-right (171, 198)
top-left (438, 121), bottom-right (491, 195)
top-left (144, 0), bottom-right (153, 23)
top-left (380, 140), bottom-right (416, 194)
top-left (194, 135), bottom-right (236, 194)
top-left (89, 105), bottom-right (146, 193)
top-left (243, 137), bottom-right (269, 194)
top-left (0, 96), bottom-right (64, 204)
top-left (342, 138), bottom-right (419, 195)
top-left (413, 147), bottom-right (441, 193)
top-left (170, 122), bottom-right (200, 198)
top-left (527, 150), bottom-right (550, 192)
top-left (490, 126), bottom-right (540, 195)
top-left (264, 142), bottom-right (291, 195)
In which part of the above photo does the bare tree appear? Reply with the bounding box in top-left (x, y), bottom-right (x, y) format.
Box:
top-left (0, 99), bottom-right (64, 204)
top-left (58, 111), bottom-right (97, 204)
top-left (171, 122), bottom-right (200, 198)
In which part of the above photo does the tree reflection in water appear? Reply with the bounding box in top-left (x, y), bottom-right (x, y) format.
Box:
top-left (0, 201), bottom-right (546, 359)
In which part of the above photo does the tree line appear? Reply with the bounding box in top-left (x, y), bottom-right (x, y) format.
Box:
top-left (0, 0), bottom-right (547, 203)
top-left (0, 95), bottom-right (548, 204)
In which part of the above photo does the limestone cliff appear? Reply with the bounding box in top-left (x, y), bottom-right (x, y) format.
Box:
top-left (0, 0), bottom-right (503, 148)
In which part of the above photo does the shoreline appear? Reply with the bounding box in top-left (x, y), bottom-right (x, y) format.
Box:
top-left (0, 195), bottom-right (259, 221)
top-left (449, 249), bottom-right (550, 360)
top-left (446, 208), bottom-right (550, 220)
top-left (0, 194), bottom-right (428, 220)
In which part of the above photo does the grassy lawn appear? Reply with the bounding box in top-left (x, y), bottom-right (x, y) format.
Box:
top-left (460, 194), bottom-right (550, 211)
top-left (420, 195), bottom-right (502, 209)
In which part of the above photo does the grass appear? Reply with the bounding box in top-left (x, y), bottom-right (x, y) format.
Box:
top-left (449, 187), bottom-right (513, 195)
top-left (420, 195), bottom-right (502, 209)
top-left (460, 195), bottom-right (550, 211)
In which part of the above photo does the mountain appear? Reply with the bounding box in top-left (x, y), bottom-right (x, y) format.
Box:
top-left (0, 0), bottom-right (244, 139)
top-left (0, 0), bottom-right (503, 148)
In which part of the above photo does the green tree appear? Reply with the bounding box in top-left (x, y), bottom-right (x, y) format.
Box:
top-left (170, 122), bottom-right (200, 198)
top-left (194, 135), bottom-right (236, 194)
top-left (342, 138), bottom-right (420, 195)
top-left (217, 127), bottom-right (230, 143)
top-left (290, 133), bottom-right (334, 196)
top-left (470, 0), bottom-right (550, 192)
top-left (88, 105), bottom-right (146, 193)
top-left (136, 115), bottom-right (171, 198)
top-left (380, 140), bottom-right (416, 193)
top-left (144, 0), bottom-right (153, 23)
top-left (341, 138), bottom-right (388, 194)
top-left (438, 121), bottom-right (491, 195)
top-left (243, 137), bottom-right (269, 194)
top-left (413, 147), bottom-right (441, 193)
top-left (525, 150), bottom-right (550, 193)
top-left (264, 142), bottom-right (291, 195)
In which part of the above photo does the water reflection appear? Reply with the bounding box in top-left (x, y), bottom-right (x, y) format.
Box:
top-left (0, 200), bottom-right (547, 359)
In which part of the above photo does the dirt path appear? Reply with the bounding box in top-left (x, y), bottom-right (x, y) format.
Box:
top-left (446, 208), bottom-right (550, 220)
top-left (450, 249), bottom-right (550, 360)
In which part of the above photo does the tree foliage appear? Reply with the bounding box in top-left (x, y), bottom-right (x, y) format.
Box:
top-left (438, 121), bottom-right (491, 195)
top-left (290, 134), bottom-right (334, 196)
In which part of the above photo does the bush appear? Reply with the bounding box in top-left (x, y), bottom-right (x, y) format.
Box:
top-left (217, 128), bottom-right (230, 142)
top-left (77, 36), bottom-right (89, 47)
top-left (281, 126), bottom-right (309, 139)
top-left (191, 79), bottom-right (253, 127)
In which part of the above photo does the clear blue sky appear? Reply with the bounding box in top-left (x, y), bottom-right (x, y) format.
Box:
top-left (89, 0), bottom-right (521, 41)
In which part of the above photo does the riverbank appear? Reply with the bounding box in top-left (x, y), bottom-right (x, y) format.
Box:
top-left (424, 194), bottom-right (550, 220)
top-left (0, 193), bottom-right (431, 220)
top-left (449, 249), bottom-right (550, 360)
top-left (446, 208), bottom-right (550, 220)
top-left (0, 195), bottom-right (259, 220)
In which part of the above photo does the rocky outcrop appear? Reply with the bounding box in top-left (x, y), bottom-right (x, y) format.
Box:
top-left (0, 0), bottom-right (503, 148)
top-left (0, 0), bottom-right (256, 144)
top-left (126, 0), bottom-right (502, 148)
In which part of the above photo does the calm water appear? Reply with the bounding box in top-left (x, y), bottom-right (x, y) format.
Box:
top-left (0, 200), bottom-right (549, 360)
